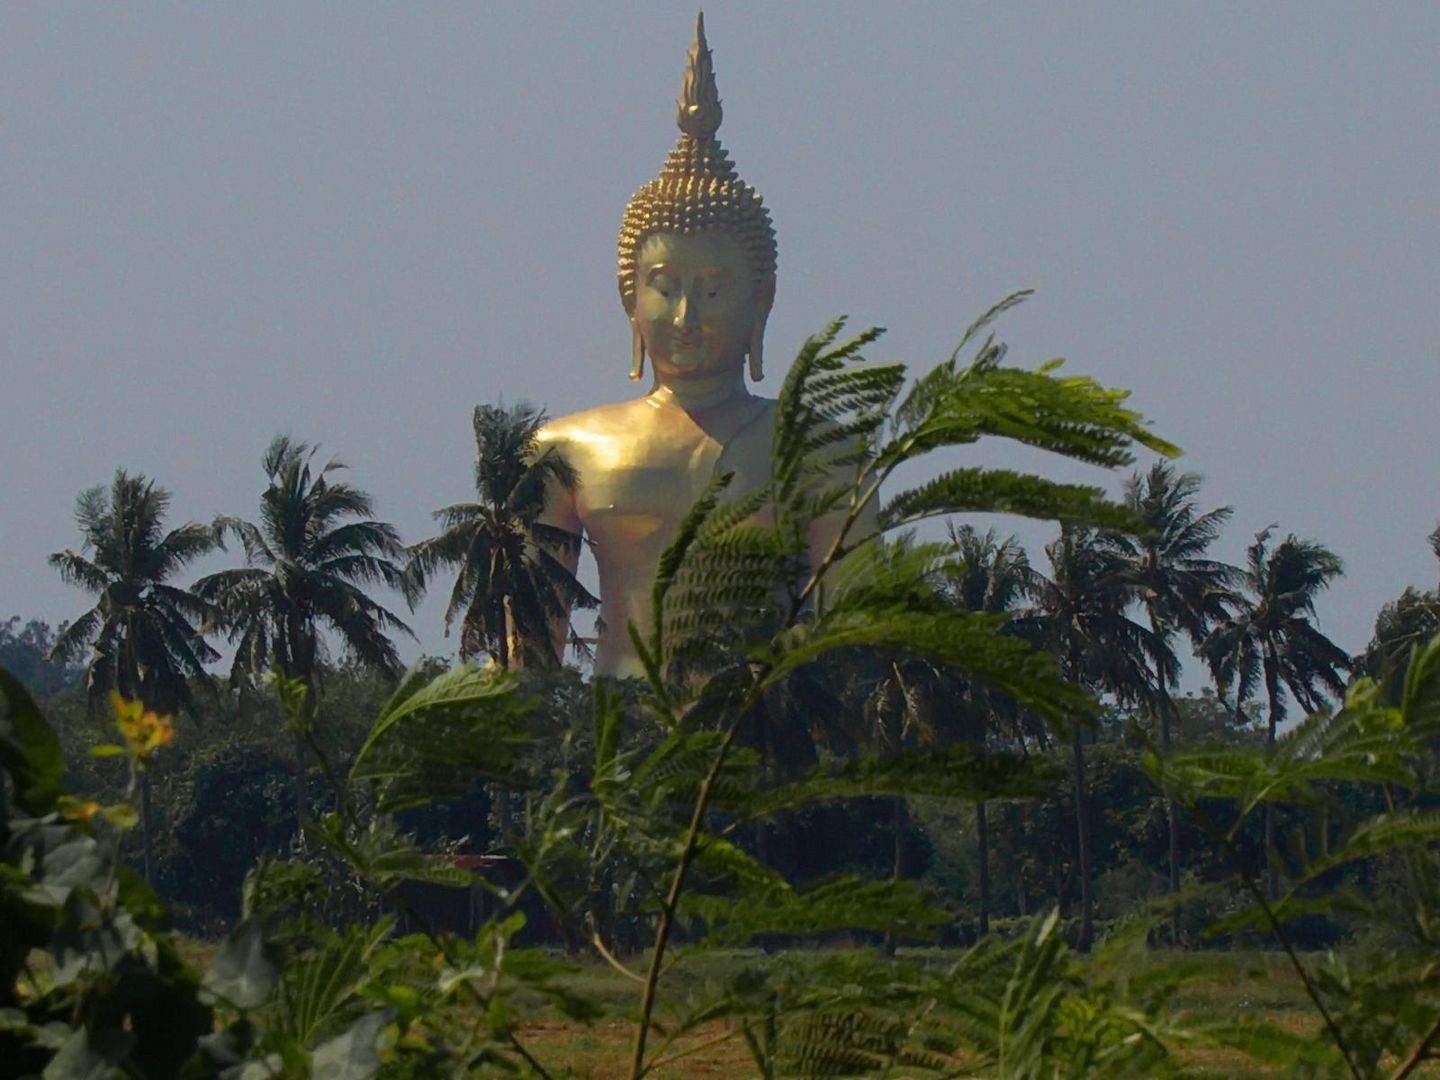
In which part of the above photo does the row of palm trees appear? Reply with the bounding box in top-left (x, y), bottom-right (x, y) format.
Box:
top-left (46, 406), bottom-right (1356, 938)
top-left (45, 407), bottom-right (592, 873)
top-left (869, 465), bottom-right (1353, 948)
top-left (50, 407), bottom-right (588, 703)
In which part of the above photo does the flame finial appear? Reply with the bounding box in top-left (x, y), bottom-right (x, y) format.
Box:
top-left (676, 12), bottom-right (722, 138)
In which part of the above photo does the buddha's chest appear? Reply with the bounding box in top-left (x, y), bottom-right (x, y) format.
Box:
top-left (573, 408), bottom-right (772, 547)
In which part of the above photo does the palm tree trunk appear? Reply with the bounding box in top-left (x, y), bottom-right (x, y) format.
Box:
top-left (498, 598), bottom-right (512, 672)
top-left (1264, 684), bottom-right (1281, 902)
top-left (284, 613), bottom-right (318, 830)
top-left (293, 729), bottom-right (308, 829)
top-left (1070, 721), bottom-right (1093, 953)
top-left (976, 799), bottom-right (991, 937)
top-left (292, 669), bottom-right (318, 829)
top-left (493, 786), bottom-right (513, 841)
top-left (121, 623), bottom-right (156, 884)
top-left (1149, 614), bottom-right (1181, 946)
top-left (488, 614), bottom-right (513, 847)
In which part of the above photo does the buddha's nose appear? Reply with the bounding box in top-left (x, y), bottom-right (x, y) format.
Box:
top-left (674, 294), bottom-right (700, 330)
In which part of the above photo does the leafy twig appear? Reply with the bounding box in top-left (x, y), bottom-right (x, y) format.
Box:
top-left (1390, 1009), bottom-right (1440, 1080)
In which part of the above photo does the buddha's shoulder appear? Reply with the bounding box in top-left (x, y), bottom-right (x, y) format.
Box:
top-left (536, 398), bottom-right (657, 448)
top-left (536, 393), bottom-right (780, 453)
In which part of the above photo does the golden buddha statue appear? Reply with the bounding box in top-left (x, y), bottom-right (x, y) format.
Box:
top-left (538, 14), bottom-right (827, 677)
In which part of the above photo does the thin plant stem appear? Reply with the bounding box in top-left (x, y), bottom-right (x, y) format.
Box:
top-left (628, 691), bottom-right (761, 1078)
top-left (643, 1024), bottom-right (745, 1078)
top-left (1389, 990), bottom-right (1440, 1080)
top-left (592, 933), bottom-right (645, 984)
top-left (629, 426), bottom-right (893, 1077)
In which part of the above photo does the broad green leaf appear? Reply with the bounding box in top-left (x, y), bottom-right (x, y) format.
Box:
top-left (41, 1025), bottom-right (133, 1080)
top-left (0, 667), bottom-right (65, 815)
top-left (282, 920), bottom-right (393, 1044)
top-left (308, 1010), bottom-right (388, 1080)
top-left (352, 664), bottom-right (529, 772)
top-left (203, 918), bottom-right (282, 1010)
top-left (101, 804), bottom-right (139, 830)
top-left (49, 893), bottom-right (144, 988)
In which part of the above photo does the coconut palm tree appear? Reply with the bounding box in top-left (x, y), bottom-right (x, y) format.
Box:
top-left (849, 529), bottom-right (1032, 946)
top-left (407, 403), bottom-right (597, 669)
top-left (1361, 586), bottom-right (1439, 693)
top-left (944, 523), bottom-right (1031, 937)
top-left (48, 470), bottom-right (220, 880)
top-left (196, 436), bottom-right (414, 821)
top-left (1017, 524), bottom-right (1159, 951)
top-left (855, 646), bottom-right (961, 955)
top-left (1103, 462), bottom-right (1237, 940)
top-left (1369, 525), bottom-right (1440, 684)
top-left (1202, 527), bottom-right (1350, 899)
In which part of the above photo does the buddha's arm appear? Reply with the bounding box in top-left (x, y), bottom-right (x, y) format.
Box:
top-left (533, 433), bottom-right (586, 664)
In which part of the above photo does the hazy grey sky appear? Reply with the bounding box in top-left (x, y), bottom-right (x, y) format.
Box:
top-left (4, 3), bottom-right (1437, 687)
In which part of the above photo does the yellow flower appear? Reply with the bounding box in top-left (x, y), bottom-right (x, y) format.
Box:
top-left (109, 691), bottom-right (175, 757)
top-left (57, 795), bottom-right (102, 821)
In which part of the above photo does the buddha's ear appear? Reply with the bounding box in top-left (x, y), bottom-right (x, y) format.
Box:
top-left (629, 315), bottom-right (646, 381)
top-left (748, 278), bottom-right (775, 382)
top-left (755, 275), bottom-right (776, 316)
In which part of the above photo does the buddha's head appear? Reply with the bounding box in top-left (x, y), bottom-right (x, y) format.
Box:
top-left (618, 14), bottom-right (777, 384)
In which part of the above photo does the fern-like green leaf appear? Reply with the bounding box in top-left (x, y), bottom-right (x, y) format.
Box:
top-left (880, 467), bottom-right (1141, 532)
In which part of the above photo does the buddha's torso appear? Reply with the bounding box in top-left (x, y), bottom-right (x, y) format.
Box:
top-left (536, 390), bottom-right (776, 676)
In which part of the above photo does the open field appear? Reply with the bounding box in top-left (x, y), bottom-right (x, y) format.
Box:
top-left (506, 947), bottom-right (1423, 1080)
top-left (164, 938), bottom-right (1440, 1077)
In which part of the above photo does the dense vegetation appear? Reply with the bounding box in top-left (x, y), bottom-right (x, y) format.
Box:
top-left (5, 300), bottom-right (1440, 1077)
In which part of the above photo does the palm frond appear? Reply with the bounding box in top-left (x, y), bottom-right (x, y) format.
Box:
top-left (150, 521), bottom-right (220, 579)
top-left (307, 481), bottom-right (376, 535)
top-left (307, 520), bottom-right (406, 563)
top-left (45, 607), bottom-right (103, 663)
top-left (213, 514), bottom-right (274, 565)
top-left (48, 550), bottom-right (112, 595)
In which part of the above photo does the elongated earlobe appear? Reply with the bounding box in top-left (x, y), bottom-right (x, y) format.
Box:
top-left (748, 318), bottom-right (767, 382)
top-left (630, 324), bottom-right (646, 381)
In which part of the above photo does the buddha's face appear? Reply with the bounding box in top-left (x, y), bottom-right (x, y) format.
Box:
top-left (631, 232), bottom-right (772, 381)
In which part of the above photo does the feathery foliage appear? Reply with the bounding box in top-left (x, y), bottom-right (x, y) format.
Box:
top-left (614, 296), bottom-right (1180, 1069)
top-left (1150, 630), bottom-right (1440, 1078)
top-left (48, 300), bottom-right (1440, 1078)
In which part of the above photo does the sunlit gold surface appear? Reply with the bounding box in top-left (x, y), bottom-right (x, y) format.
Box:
top-left (537, 14), bottom-right (825, 677)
